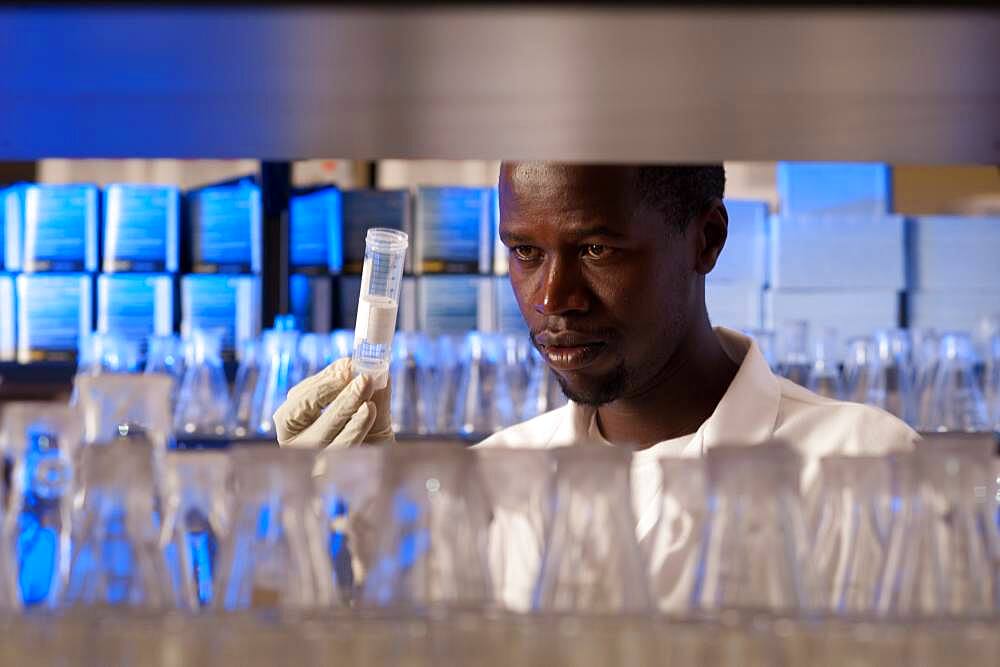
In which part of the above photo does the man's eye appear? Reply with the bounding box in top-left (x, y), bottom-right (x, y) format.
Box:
top-left (583, 244), bottom-right (609, 259)
top-left (512, 246), bottom-right (540, 261)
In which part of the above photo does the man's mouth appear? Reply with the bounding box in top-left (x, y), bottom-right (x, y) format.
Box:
top-left (534, 332), bottom-right (608, 372)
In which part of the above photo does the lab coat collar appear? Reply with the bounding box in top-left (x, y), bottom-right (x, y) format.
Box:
top-left (551, 327), bottom-right (782, 453)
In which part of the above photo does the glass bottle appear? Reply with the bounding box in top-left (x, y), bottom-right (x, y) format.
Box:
top-left (389, 331), bottom-right (434, 436)
top-left (73, 373), bottom-right (175, 454)
top-left (77, 331), bottom-right (141, 376)
top-left (522, 345), bottom-right (568, 421)
top-left (145, 334), bottom-right (186, 410)
top-left (249, 329), bottom-right (301, 438)
top-left (843, 336), bottom-right (875, 405)
top-left (453, 332), bottom-right (504, 437)
top-left (777, 320), bottom-right (811, 387)
top-left (228, 337), bottom-right (261, 439)
top-left (920, 332), bottom-right (990, 432)
top-left (497, 334), bottom-right (534, 428)
top-left (867, 329), bottom-right (917, 425)
top-left (807, 326), bottom-right (844, 399)
top-left (174, 328), bottom-right (232, 439)
top-left (986, 335), bottom-right (1000, 431)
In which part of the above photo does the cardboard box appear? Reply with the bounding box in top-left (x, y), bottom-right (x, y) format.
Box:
top-left (289, 274), bottom-right (333, 333)
top-left (777, 162), bottom-right (892, 217)
top-left (16, 273), bottom-right (93, 363)
top-left (342, 189), bottom-right (412, 274)
top-left (708, 199), bottom-right (769, 286)
top-left (103, 184), bottom-right (180, 273)
top-left (180, 274), bottom-right (261, 361)
top-left (97, 274), bottom-right (174, 343)
top-left (289, 187), bottom-right (343, 274)
top-left (21, 184), bottom-right (99, 272)
top-left (416, 275), bottom-right (493, 333)
top-left (909, 215), bottom-right (1000, 290)
top-left (413, 186), bottom-right (493, 275)
top-left (764, 288), bottom-right (901, 353)
top-left (0, 273), bottom-right (14, 360)
top-left (187, 178), bottom-right (262, 274)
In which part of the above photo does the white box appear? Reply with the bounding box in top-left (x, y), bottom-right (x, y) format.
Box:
top-left (770, 215), bottom-right (905, 290)
top-left (180, 275), bottom-right (261, 360)
top-left (764, 289), bottom-right (901, 350)
top-left (16, 274), bottom-right (93, 363)
top-left (908, 290), bottom-right (1000, 335)
top-left (706, 282), bottom-right (763, 330)
top-left (777, 162), bottom-right (891, 217)
top-left (0, 274), bottom-right (15, 360)
top-left (97, 274), bottom-right (174, 342)
top-left (910, 216), bottom-right (1000, 290)
top-left (708, 199), bottom-right (769, 286)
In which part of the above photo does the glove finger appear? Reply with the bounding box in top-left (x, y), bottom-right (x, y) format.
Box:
top-left (274, 358), bottom-right (352, 442)
top-left (367, 372), bottom-right (393, 443)
top-left (329, 401), bottom-right (377, 449)
top-left (294, 375), bottom-right (375, 447)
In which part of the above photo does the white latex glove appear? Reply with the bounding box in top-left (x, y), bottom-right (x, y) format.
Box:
top-left (274, 357), bottom-right (394, 449)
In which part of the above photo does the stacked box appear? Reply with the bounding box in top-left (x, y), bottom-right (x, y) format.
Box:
top-left (188, 178), bottom-right (262, 274)
top-left (1, 186), bottom-right (24, 272)
top-left (764, 289), bottom-right (901, 353)
top-left (777, 162), bottom-right (892, 217)
top-left (103, 184), bottom-right (180, 273)
top-left (20, 184), bottom-right (99, 273)
top-left (494, 276), bottom-right (527, 333)
top-left (416, 275), bottom-right (493, 334)
top-left (414, 186), bottom-right (493, 275)
top-left (96, 274), bottom-right (174, 343)
top-left (342, 189), bottom-right (412, 274)
top-left (290, 187), bottom-right (343, 275)
top-left (706, 283), bottom-right (763, 331)
top-left (180, 275), bottom-right (261, 361)
top-left (16, 274), bottom-right (93, 363)
top-left (0, 274), bottom-right (14, 360)
top-left (708, 199), bottom-right (769, 287)
top-left (289, 274), bottom-right (333, 333)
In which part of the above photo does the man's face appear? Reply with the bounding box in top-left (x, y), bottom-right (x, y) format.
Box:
top-left (499, 163), bottom-right (701, 406)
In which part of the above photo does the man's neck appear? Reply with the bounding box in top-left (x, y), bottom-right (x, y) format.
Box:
top-left (595, 321), bottom-right (739, 449)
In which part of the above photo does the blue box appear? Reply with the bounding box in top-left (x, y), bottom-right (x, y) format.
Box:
top-left (416, 275), bottom-right (492, 333)
top-left (21, 184), bottom-right (99, 272)
top-left (97, 274), bottom-right (174, 344)
top-left (16, 274), bottom-right (93, 363)
top-left (290, 274), bottom-right (333, 333)
top-left (769, 215), bottom-right (906, 290)
top-left (909, 216), bottom-right (1000, 290)
top-left (180, 275), bottom-right (261, 361)
top-left (1, 186), bottom-right (25, 271)
top-left (414, 187), bottom-right (493, 275)
top-left (908, 289), bottom-right (1000, 335)
top-left (0, 273), bottom-right (15, 360)
top-left (188, 179), bottom-right (262, 274)
top-left (764, 288), bottom-right (901, 353)
top-left (103, 184), bottom-right (180, 273)
top-left (492, 186), bottom-right (509, 276)
top-left (777, 162), bottom-right (892, 217)
top-left (494, 276), bottom-right (527, 333)
top-left (342, 189), bottom-right (411, 274)
top-left (290, 187), bottom-right (343, 274)
top-left (706, 283), bottom-right (763, 330)
top-left (708, 199), bottom-right (769, 286)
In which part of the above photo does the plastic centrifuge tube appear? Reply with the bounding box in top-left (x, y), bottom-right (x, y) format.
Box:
top-left (352, 228), bottom-right (408, 389)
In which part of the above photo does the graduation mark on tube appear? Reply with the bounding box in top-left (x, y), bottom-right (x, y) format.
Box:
top-left (352, 228), bottom-right (409, 388)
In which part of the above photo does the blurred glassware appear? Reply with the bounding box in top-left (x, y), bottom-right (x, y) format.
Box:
top-left (330, 329), bottom-right (355, 361)
top-left (160, 451), bottom-right (232, 610)
top-left (807, 455), bottom-right (896, 615)
top-left (807, 327), bottom-right (844, 400)
top-left (912, 328), bottom-right (941, 427)
top-left (213, 446), bottom-right (333, 611)
top-left (974, 312), bottom-right (1000, 362)
top-left (879, 433), bottom-right (1000, 616)
top-left (63, 442), bottom-right (173, 608)
top-left (523, 345), bottom-right (568, 421)
top-left (920, 332), bottom-right (990, 432)
top-left (249, 329), bottom-right (301, 438)
top-left (77, 332), bottom-right (142, 376)
top-left (476, 448), bottom-right (554, 612)
top-left (643, 457), bottom-right (707, 613)
top-left (452, 333), bottom-right (505, 437)
top-left (986, 334), bottom-right (1000, 431)
top-left (777, 320), bottom-right (811, 387)
top-left (389, 332), bottom-right (433, 436)
top-left (534, 445), bottom-right (651, 613)
top-left (0, 402), bottom-right (83, 609)
top-left (867, 329), bottom-right (917, 425)
top-left (228, 338), bottom-right (261, 439)
top-left (496, 334), bottom-right (535, 428)
top-left (361, 442), bottom-right (492, 610)
top-left (743, 328), bottom-right (778, 372)
top-left (173, 329), bottom-right (231, 439)
top-left (145, 335), bottom-right (186, 409)
top-left (73, 374), bottom-right (174, 453)
top-left (425, 334), bottom-right (465, 435)
top-left (843, 337), bottom-right (875, 405)
top-left (296, 333), bottom-right (334, 386)
top-left (698, 441), bottom-right (808, 612)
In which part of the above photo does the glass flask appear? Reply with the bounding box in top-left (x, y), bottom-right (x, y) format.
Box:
top-left (867, 329), bottom-right (917, 425)
top-left (843, 337), bottom-right (875, 405)
top-left (428, 334), bottom-right (465, 435)
top-left (452, 332), bottom-right (505, 437)
top-left (360, 442), bottom-right (493, 610)
top-left (228, 338), bottom-right (261, 439)
top-left (912, 328), bottom-right (941, 427)
top-left (63, 442), bottom-right (173, 608)
top-left (534, 445), bottom-right (652, 613)
top-left (213, 446), bottom-right (333, 610)
top-left (159, 450), bottom-right (232, 610)
top-left (77, 331), bottom-right (142, 376)
top-left (390, 331), bottom-right (434, 436)
top-left (174, 328), bottom-right (231, 438)
top-left (0, 402), bottom-right (83, 609)
top-left (806, 455), bottom-right (897, 614)
top-left (698, 441), bottom-right (808, 612)
top-left (145, 335), bottom-right (186, 410)
top-left (73, 373), bottom-right (175, 453)
top-left (296, 332), bottom-right (334, 386)
top-left (642, 457), bottom-right (708, 613)
top-left (496, 334), bottom-right (535, 428)
top-left (878, 433), bottom-right (1000, 616)
top-left (476, 448), bottom-right (554, 612)
top-left (522, 345), bottom-right (568, 421)
top-left (743, 328), bottom-right (778, 372)
top-left (806, 327), bottom-right (844, 400)
top-left (920, 332), bottom-right (990, 432)
top-left (249, 329), bottom-right (301, 438)
top-left (986, 335), bottom-right (1000, 431)
top-left (777, 320), bottom-right (811, 387)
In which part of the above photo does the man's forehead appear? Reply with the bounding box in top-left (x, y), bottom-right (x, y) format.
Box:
top-left (501, 162), bottom-right (638, 207)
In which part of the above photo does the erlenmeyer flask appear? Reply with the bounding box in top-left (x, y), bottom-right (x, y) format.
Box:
top-left (476, 448), bottom-right (554, 612)
top-left (174, 328), bottom-right (232, 439)
top-left (534, 445), bottom-right (652, 613)
top-left (145, 335), bottom-right (186, 410)
top-left (429, 334), bottom-right (464, 435)
top-left (643, 457), bottom-right (708, 613)
top-left (73, 374), bottom-right (174, 453)
top-left (867, 329), bottom-right (917, 425)
top-left (63, 442), bottom-right (173, 608)
top-left (807, 455), bottom-right (896, 614)
top-left (879, 433), bottom-right (1000, 616)
top-left (160, 450), bottom-right (232, 610)
top-left (213, 446), bottom-right (333, 610)
top-left (986, 335), bottom-right (1000, 431)
top-left (296, 333), bottom-right (334, 386)
top-left (390, 332), bottom-right (433, 436)
top-left (698, 441), bottom-right (808, 612)
top-left (522, 346), bottom-right (568, 421)
top-left (497, 334), bottom-right (534, 428)
top-left (452, 333), bottom-right (504, 437)
top-left (77, 331), bottom-right (142, 376)
top-left (777, 320), bottom-right (811, 387)
top-left (843, 337), bottom-right (875, 404)
top-left (913, 328), bottom-right (941, 428)
top-left (807, 327), bottom-right (844, 399)
top-left (250, 329), bottom-right (301, 438)
top-left (361, 442), bottom-right (493, 609)
top-left (228, 338), bottom-right (261, 439)
top-left (921, 332), bottom-right (990, 432)
top-left (0, 402), bottom-right (83, 609)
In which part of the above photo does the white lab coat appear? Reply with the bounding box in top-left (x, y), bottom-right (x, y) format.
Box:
top-left (475, 327), bottom-right (919, 611)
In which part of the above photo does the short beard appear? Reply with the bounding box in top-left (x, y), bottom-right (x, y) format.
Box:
top-left (554, 363), bottom-right (629, 407)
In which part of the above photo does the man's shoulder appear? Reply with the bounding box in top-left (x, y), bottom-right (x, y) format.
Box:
top-left (475, 405), bottom-right (573, 449)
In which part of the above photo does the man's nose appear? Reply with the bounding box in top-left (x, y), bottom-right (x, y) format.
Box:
top-left (535, 254), bottom-right (590, 316)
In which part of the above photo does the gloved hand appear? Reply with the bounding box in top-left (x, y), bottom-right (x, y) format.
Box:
top-left (274, 357), bottom-right (394, 449)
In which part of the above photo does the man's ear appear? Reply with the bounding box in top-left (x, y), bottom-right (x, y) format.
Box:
top-left (692, 199), bottom-right (728, 275)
